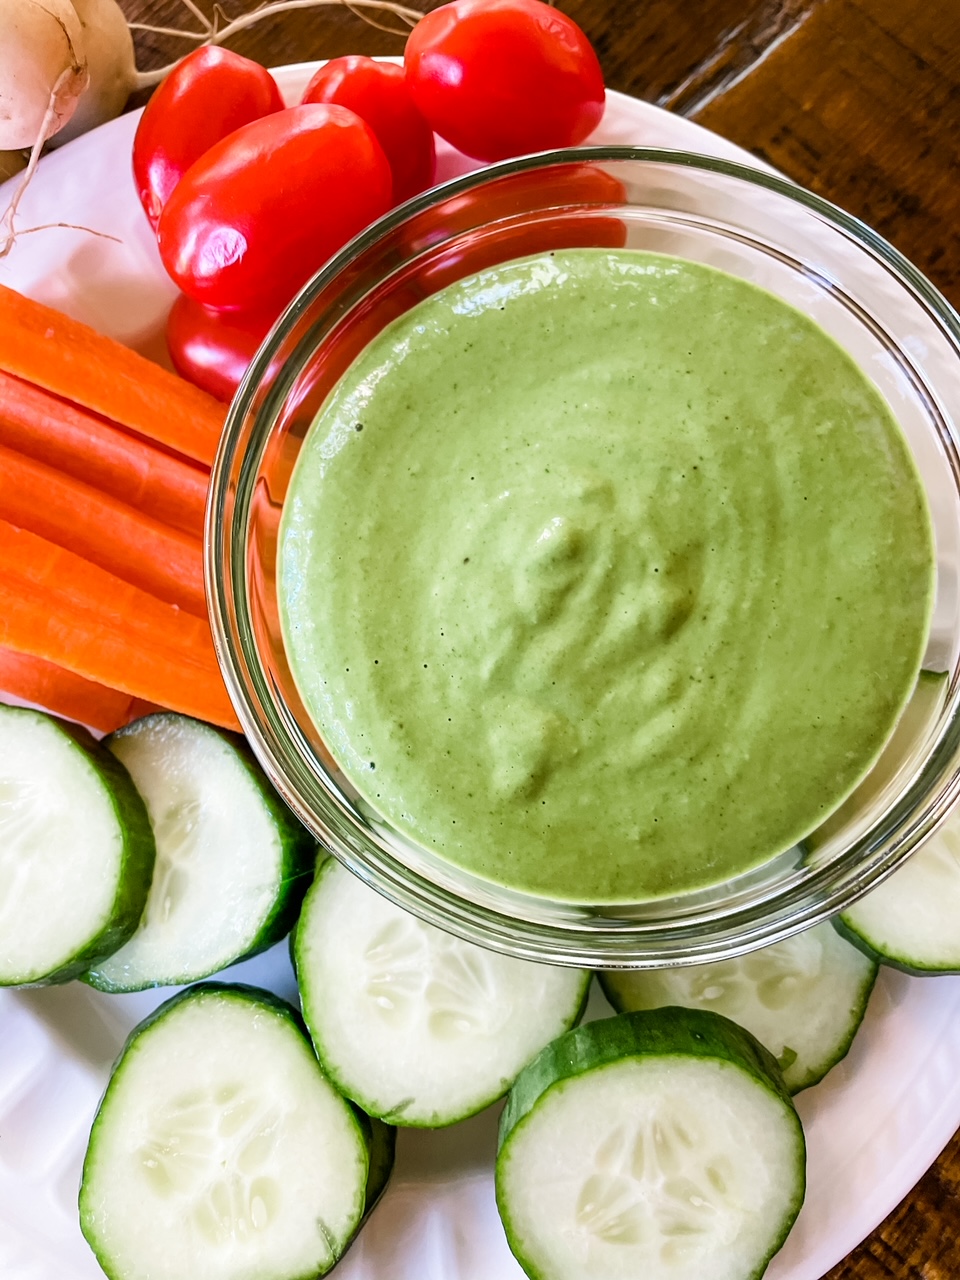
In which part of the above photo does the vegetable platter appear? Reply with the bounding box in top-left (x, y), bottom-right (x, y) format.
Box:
top-left (2, 60), bottom-right (960, 1280)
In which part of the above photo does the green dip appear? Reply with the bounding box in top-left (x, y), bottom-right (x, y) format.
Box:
top-left (279, 250), bottom-right (934, 902)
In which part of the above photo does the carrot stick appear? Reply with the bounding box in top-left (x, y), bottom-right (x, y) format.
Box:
top-left (0, 371), bottom-right (208, 538)
top-left (0, 444), bottom-right (207, 617)
top-left (0, 284), bottom-right (226, 466)
top-left (0, 647), bottom-right (153, 733)
top-left (0, 521), bottom-right (240, 730)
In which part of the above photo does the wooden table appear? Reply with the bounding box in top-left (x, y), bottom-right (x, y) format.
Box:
top-left (121, 1), bottom-right (960, 1275)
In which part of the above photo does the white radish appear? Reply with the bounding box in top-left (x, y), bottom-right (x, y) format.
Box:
top-left (0, 0), bottom-right (89, 149)
top-left (49, 0), bottom-right (135, 147)
top-left (0, 0), bottom-right (90, 255)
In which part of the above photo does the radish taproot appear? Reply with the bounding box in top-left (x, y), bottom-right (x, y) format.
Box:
top-left (0, 0), bottom-right (92, 255)
top-left (0, 0), bottom-right (88, 150)
top-left (50, 0), bottom-right (136, 147)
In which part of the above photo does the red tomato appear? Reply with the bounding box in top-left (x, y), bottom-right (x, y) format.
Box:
top-left (404, 0), bottom-right (605, 162)
top-left (166, 293), bottom-right (280, 403)
top-left (157, 104), bottom-right (394, 312)
top-left (302, 56), bottom-right (435, 203)
top-left (133, 47), bottom-right (284, 231)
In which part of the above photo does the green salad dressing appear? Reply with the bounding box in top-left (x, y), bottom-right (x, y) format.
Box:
top-left (279, 250), bottom-right (935, 902)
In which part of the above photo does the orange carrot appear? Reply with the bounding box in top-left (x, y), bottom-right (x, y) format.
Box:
top-left (0, 371), bottom-right (208, 538)
top-left (0, 521), bottom-right (240, 730)
top-left (0, 284), bottom-right (226, 466)
top-left (0, 444), bottom-right (206, 617)
top-left (0, 647), bottom-right (153, 733)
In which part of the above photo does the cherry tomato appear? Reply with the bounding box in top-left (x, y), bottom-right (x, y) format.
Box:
top-left (404, 0), bottom-right (605, 163)
top-left (302, 56), bottom-right (435, 203)
top-left (133, 47), bottom-right (284, 231)
top-left (157, 104), bottom-right (393, 312)
top-left (166, 293), bottom-right (280, 403)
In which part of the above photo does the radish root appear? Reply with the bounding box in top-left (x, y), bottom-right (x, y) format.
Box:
top-left (2, 220), bottom-right (121, 241)
top-left (0, 0), bottom-right (90, 256)
top-left (0, 66), bottom-right (78, 257)
top-left (132, 0), bottom-right (424, 91)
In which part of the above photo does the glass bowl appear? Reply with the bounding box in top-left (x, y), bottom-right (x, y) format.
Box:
top-left (207, 147), bottom-right (960, 968)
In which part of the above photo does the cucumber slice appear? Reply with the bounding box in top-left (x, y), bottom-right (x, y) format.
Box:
top-left (0, 706), bottom-right (154, 986)
top-left (80, 983), bottom-right (375, 1280)
top-left (599, 923), bottom-right (877, 1092)
top-left (838, 800), bottom-right (960, 972)
top-left (293, 858), bottom-right (590, 1127)
top-left (496, 1007), bottom-right (805, 1280)
top-left (355, 1110), bottom-right (396, 1212)
top-left (85, 714), bottom-right (314, 992)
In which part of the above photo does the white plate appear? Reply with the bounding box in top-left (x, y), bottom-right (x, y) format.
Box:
top-left (1, 63), bottom-right (958, 1280)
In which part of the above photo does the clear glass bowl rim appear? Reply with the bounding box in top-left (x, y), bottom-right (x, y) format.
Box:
top-left (207, 144), bottom-right (960, 968)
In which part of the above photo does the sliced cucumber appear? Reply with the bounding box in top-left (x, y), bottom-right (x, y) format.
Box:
top-left (0, 706), bottom-right (154, 986)
top-left (293, 858), bottom-right (590, 1127)
top-left (355, 1111), bottom-right (396, 1212)
top-left (80, 983), bottom-right (378, 1280)
top-left (85, 714), bottom-right (314, 992)
top-left (496, 1007), bottom-right (805, 1280)
top-left (838, 798), bottom-right (960, 972)
top-left (599, 923), bottom-right (877, 1092)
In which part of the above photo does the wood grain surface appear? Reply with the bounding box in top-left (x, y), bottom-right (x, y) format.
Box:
top-left (118, 1), bottom-right (960, 1274)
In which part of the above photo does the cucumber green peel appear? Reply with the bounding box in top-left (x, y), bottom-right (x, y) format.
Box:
top-left (837, 804), bottom-right (960, 975)
top-left (831, 670), bottom-right (960, 975)
top-left (80, 983), bottom-right (391, 1280)
top-left (500, 1006), bottom-right (797, 1135)
top-left (600, 923), bottom-right (878, 1092)
top-left (294, 856), bottom-right (590, 1128)
top-left (85, 713), bottom-right (315, 992)
top-left (497, 1007), bottom-right (805, 1280)
top-left (0, 706), bottom-right (154, 986)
